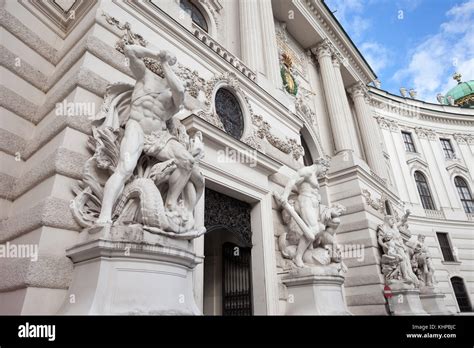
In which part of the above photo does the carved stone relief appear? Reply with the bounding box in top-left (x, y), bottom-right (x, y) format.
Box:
top-left (204, 188), bottom-right (252, 246)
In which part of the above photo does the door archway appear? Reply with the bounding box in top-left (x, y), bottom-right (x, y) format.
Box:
top-left (203, 189), bottom-right (253, 315)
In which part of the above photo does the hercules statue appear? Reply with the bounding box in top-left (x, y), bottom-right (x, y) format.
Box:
top-left (96, 45), bottom-right (202, 225)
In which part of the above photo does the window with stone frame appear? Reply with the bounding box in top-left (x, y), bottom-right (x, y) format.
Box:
top-left (179, 0), bottom-right (208, 32)
top-left (436, 232), bottom-right (456, 262)
top-left (300, 135), bottom-right (313, 167)
top-left (440, 138), bottom-right (456, 159)
top-left (214, 88), bottom-right (244, 140)
top-left (451, 277), bottom-right (472, 312)
top-left (402, 131), bottom-right (416, 152)
top-left (454, 176), bottom-right (474, 214)
top-left (414, 171), bottom-right (436, 210)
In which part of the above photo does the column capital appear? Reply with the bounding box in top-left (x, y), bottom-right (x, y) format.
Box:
top-left (415, 127), bottom-right (437, 141)
top-left (348, 82), bottom-right (370, 102)
top-left (376, 116), bottom-right (399, 132)
top-left (312, 39), bottom-right (334, 59)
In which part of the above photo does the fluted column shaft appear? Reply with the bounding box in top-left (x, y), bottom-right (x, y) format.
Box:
top-left (313, 42), bottom-right (352, 153)
top-left (332, 57), bottom-right (361, 156)
top-left (239, 0), bottom-right (262, 73)
top-left (349, 84), bottom-right (387, 178)
top-left (258, 0), bottom-right (281, 87)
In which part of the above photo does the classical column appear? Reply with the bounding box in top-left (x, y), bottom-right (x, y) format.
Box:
top-left (258, 0), bottom-right (281, 87)
top-left (332, 56), bottom-right (361, 157)
top-left (306, 51), bottom-right (334, 154)
top-left (349, 83), bottom-right (387, 178)
top-left (239, 0), bottom-right (263, 73)
top-left (312, 41), bottom-right (353, 153)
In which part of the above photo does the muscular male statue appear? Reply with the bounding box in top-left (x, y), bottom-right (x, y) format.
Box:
top-left (279, 162), bottom-right (329, 267)
top-left (96, 45), bottom-right (198, 224)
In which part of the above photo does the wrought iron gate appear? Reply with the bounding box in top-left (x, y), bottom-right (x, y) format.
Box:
top-left (222, 242), bottom-right (252, 316)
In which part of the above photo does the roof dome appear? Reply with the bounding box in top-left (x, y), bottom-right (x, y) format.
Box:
top-left (438, 73), bottom-right (474, 108)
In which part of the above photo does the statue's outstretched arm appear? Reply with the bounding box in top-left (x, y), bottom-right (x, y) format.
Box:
top-left (123, 45), bottom-right (184, 109)
top-left (161, 59), bottom-right (185, 110)
top-left (397, 209), bottom-right (411, 228)
top-left (123, 44), bottom-right (147, 79)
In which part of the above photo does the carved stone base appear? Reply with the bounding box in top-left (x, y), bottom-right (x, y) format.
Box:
top-left (282, 267), bottom-right (351, 315)
top-left (58, 225), bottom-right (203, 315)
top-left (420, 288), bottom-right (453, 315)
top-left (388, 289), bottom-right (428, 315)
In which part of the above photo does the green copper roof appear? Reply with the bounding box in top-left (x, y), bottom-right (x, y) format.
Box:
top-left (445, 80), bottom-right (474, 101)
top-left (441, 75), bottom-right (474, 108)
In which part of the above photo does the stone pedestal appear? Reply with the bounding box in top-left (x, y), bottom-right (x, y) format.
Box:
top-left (388, 289), bottom-right (427, 315)
top-left (58, 225), bottom-right (203, 315)
top-left (282, 266), bottom-right (351, 315)
top-left (420, 288), bottom-right (453, 315)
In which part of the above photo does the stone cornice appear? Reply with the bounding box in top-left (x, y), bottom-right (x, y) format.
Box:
top-left (369, 87), bottom-right (474, 127)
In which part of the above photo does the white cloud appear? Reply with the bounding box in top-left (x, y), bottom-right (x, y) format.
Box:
top-left (351, 16), bottom-right (371, 41)
top-left (395, 0), bottom-right (422, 12)
top-left (392, 0), bottom-right (474, 102)
top-left (360, 41), bottom-right (392, 73)
top-left (325, 0), bottom-right (369, 40)
top-left (326, 0), bottom-right (391, 73)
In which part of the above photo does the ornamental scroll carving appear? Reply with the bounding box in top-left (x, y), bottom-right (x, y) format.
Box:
top-left (204, 188), bottom-right (252, 246)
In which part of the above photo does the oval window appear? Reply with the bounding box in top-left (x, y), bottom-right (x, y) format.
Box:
top-left (215, 88), bottom-right (244, 139)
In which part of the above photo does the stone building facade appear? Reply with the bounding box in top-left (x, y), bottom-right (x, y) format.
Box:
top-left (0, 0), bottom-right (472, 315)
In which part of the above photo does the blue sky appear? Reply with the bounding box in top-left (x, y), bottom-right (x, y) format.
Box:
top-left (325, 0), bottom-right (474, 102)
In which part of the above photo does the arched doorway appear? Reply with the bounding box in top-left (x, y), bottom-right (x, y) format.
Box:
top-left (203, 189), bottom-right (253, 315)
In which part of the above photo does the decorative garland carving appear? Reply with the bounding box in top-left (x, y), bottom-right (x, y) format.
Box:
top-left (252, 115), bottom-right (303, 160)
top-left (362, 189), bottom-right (388, 214)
